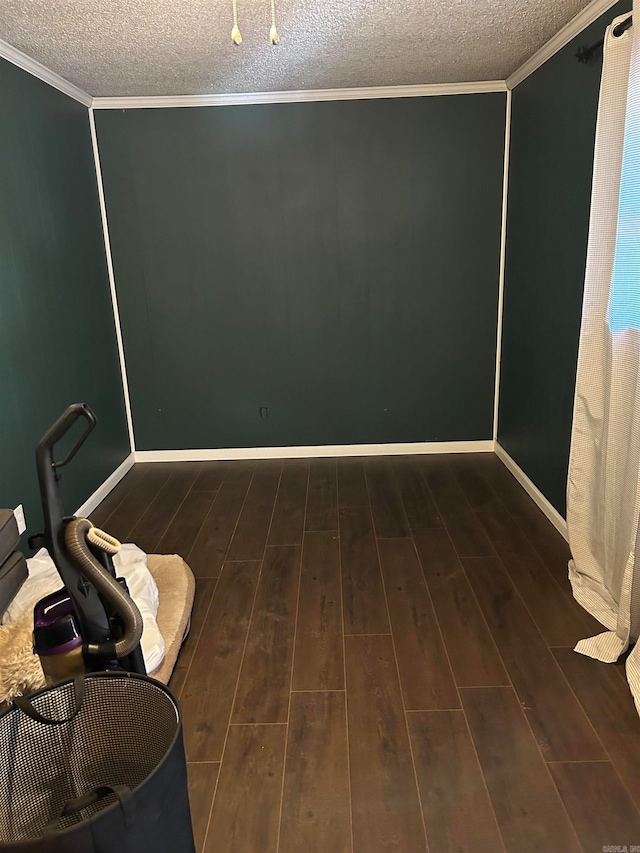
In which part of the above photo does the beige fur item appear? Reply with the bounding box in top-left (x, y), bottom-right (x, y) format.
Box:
top-left (0, 612), bottom-right (46, 703)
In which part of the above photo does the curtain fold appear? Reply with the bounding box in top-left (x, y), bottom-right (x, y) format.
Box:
top-left (567, 10), bottom-right (640, 709)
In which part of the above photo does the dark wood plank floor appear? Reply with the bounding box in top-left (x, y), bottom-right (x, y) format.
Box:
top-left (91, 453), bottom-right (640, 853)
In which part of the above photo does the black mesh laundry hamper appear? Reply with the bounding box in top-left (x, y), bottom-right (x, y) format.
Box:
top-left (0, 672), bottom-right (195, 853)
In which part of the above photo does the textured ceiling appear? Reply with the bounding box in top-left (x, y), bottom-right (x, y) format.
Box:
top-left (0, 0), bottom-right (593, 97)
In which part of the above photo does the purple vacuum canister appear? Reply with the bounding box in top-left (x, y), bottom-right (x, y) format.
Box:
top-left (33, 589), bottom-right (83, 657)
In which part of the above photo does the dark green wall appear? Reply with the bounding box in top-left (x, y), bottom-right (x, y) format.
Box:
top-left (96, 94), bottom-right (506, 450)
top-left (0, 59), bottom-right (130, 541)
top-left (498, 0), bottom-right (631, 516)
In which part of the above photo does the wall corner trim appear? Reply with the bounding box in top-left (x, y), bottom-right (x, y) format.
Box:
top-left (90, 80), bottom-right (507, 110)
top-left (134, 439), bottom-right (495, 463)
top-left (493, 88), bottom-right (512, 441)
top-left (89, 107), bottom-right (136, 453)
top-left (494, 442), bottom-right (568, 540)
top-left (506, 0), bottom-right (620, 89)
top-left (75, 452), bottom-right (135, 517)
top-left (0, 37), bottom-right (92, 106)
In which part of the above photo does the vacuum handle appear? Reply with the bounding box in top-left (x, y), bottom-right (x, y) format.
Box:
top-left (36, 403), bottom-right (96, 471)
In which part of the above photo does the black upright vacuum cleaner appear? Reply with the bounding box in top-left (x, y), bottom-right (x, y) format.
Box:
top-left (0, 404), bottom-right (196, 853)
top-left (28, 402), bottom-right (146, 679)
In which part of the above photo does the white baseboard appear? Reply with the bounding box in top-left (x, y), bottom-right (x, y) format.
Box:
top-left (75, 452), bottom-right (135, 517)
top-left (494, 442), bottom-right (568, 540)
top-left (135, 439), bottom-right (495, 463)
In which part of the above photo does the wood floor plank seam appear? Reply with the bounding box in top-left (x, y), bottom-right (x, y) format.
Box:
top-left (336, 457), bottom-right (369, 510)
top-left (343, 632), bottom-right (392, 637)
top-left (460, 685), bottom-right (584, 853)
top-left (336, 484), bottom-right (356, 853)
top-left (129, 467), bottom-right (201, 551)
top-left (186, 761), bottom-right (221, 852)
top-left (363, 475), bottom-right (431, 851)
top-left (538, 744), bottom-right (597, 850)
top-left (153, 475), bottom-right (200, 551)
top-left (231, 546), bottom-right (302, 723)
top-left (204, 723), bottom-right (287, 853)
top-left (222, 459), bottom-right (257, 483)
top-left (373, 473), bottom-right (462, 710)
top-left (96, 469), bottom-right (149, 530)
top-left (275, 460), bottom-right (311, 853)
top-left (548, 760), bottom-right (640, 852)
top-left (390, 457), bottom-right (442, 531)
top-left (182, 584), bottom-right (232, 849)
top-left (279, 692), bottom-right (352, 853)
top-left (405, 707), bottom-right (478, 713)
top-left (452, 697), bottom-right (508, 852)
top-left (102, 464), bottom-right (158, 516)
top-left (175, 465), bottom-right (259, 701)
top-left (157, 488), bottom-right (220, 558)
top-left (552, 648), bottom-right (640, 819)
top-left (378, 536), bottom-right (461, 710)
top-left (474, 507), bottom-right (596, 646)
top-left (446, 455), bottom-right (509, 515)
top-left (186, 479), bottom-right (254, 577)
top-left (201, 463), bottom-right (284, 853)
top-left (480, 553), bottom-right (609, 761)
top-left (305, 459), bottom-right (338, 533)
top-left (405, 529), bottom-right (464, 711)
top-left (104, 465), bottom-right (174, 542)
top-left (291, 688), bottom-right (346, 693)
top-left (438, 529), bottom-right (517, 694)
top-left (268, 462), bottom-right (310, 547)
top-left (226, 462), bottom-right (285, 561)
top-left (95, 465), bottom-right (151, 530)
top-left (541, 706), bottom-right (635, 804)
top-left (440, 511), bottom-right (497, 562)
top-left (363, 458), bottom-right (411, 539)
top-left (411, 527), bottom-right (510, 690)
top-left (434, 528), bottom-right (599, 844)
top-left (463, 556), bottom-right (607, 764)
top-left (407, 708), bottom-right (507, 853)
top-left (422, 460), bottom-right (497, 561)
top-left (171, 578), bottom-right (218, 701)
top-left (458, 536), bottom-right (595, 774)
top-left (339, 504), bottom-right (391, 635)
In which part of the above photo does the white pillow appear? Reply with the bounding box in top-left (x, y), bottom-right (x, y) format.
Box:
top-left (114, 544), bottom-right (165, 673)
top-left (2, 545), bottom-right (165, 675)
top-left (2, 550), bottom-right (62, 625)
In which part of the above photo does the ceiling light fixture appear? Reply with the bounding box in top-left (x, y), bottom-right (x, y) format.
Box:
top-left (269, 0), bottom-right (280, 44)
top-left (230, 0), bottom-right (280, 45)
top-left (231, 0), bottom-right (242, 45)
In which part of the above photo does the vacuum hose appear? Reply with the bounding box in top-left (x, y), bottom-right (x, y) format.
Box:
top-left (65, 517), bottom-right (143, 660)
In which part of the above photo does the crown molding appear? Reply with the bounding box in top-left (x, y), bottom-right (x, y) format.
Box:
top-left (0, 37), bottom-right (92, 106)
top-left (507, 0), bottom-right (620, 89)
top-left (91, 80), bottom-right (507, 110)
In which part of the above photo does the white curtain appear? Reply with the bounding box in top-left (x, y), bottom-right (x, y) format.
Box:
top-left (567, 9), bottom-right (640, 710)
